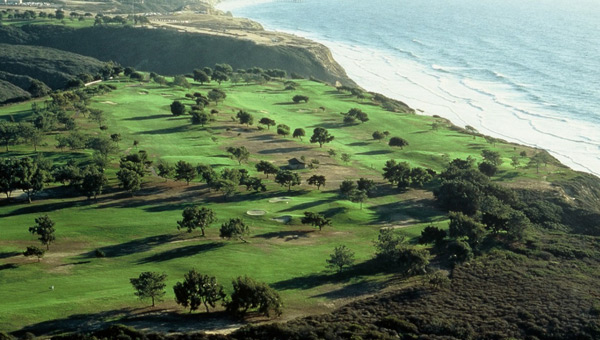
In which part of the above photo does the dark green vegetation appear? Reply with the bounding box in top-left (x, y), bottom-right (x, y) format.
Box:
top-left (1, 64), bottom-right (600, 340)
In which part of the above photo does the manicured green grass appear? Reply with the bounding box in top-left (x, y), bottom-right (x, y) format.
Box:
top-left (0, 76), bottom-right (565, 333)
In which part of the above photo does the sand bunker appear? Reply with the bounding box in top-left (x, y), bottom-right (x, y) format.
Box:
top-left (271, 215), bottom-right (292, 223)
top-left (246, 210), bottom-right (267, 216)
top-left (268, 197), bottom-right (292, 203)
top-left (297, 109), bottom-right (312, 113)
top-left (101, 101), bottom-right (117, 105)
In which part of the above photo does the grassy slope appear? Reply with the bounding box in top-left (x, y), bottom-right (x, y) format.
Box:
top-left (0, 76), bottom-right (579, 334)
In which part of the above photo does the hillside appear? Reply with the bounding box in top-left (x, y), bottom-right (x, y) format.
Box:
top-left (0, 43), bottom-right (105, 88)
top-left (0, 23), bottom-right (354, 87)
top-left (0, 70), bottom-right (599, 339)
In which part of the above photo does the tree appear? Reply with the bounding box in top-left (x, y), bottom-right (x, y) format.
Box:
top-left (173, 270), bottom-right (226, 313)
top-left (29, 215), bottom-right (56, 250)
top-left (175, 160), bottom-right (197, 185)
top-left (116, 168), bottom-right (141, 196)
top-left (345, 108), bottom-right (368, 123)
top-left (448, 211), bottom-right (486, 248)
top-left (343, 115), bottom-right (356, 125)
top-left (226, 146), bottom-right (250, 165)
top-left (255, 160), bottom-right (279, 178)
top-left (275, 170), bottom-right (301, 191)
top-left (375, 228), bottom-right (404, 262)
top-left (0, 121), bottom-right (20, 151)
top-left (214, 63), bottom-right (233, 74)
top-left (27, 127), bottom-right (44, 152)
top-left (130, 272), bottom-right (167, 307)
top-left (173, 75), bottom-right (191, 88)
top-left (307, 175), bottom-right (326, 190)
top-left (211, 71), bottom-right (229, 84)
top-left (15, 157), bottom-right (49, 203)
top-left (326, 245), bottom-right (355, 273)
top-left (478, 161), bottom-right (498, 177)
top-left (170, 101), bottom-right (186, 116)
top-left (236, 110), bottom-right (254, 126)
top-left (410, 167), bottom-right (433, 187)
top-left (110, 133), bottom-right (121, 147)
top-left (227, 276), bottom-right (282, 317)
top-left (510, 155), bottom-right (520, 169)
top-left (341, 153), bottom-right (352, 164)
top-left (23, 246), bottom-right (45, 262)
top-left (177, 206), bottom-right (216, 236)
top-left (356, 178), bottom-right (376, 197)
top-left (259, 118), bottom-right (276, 130)
top-left (208, 89), bottom-right (226, 104)
top-left (0, 158), bottom-right (18, 199)
top-left (481, 150), bottom-right (503, 166)
top-left (339, 179), bottom-right (357, 198)
top-left (372, 130), bottom-right (386, 142)
top-left (156, 160), bottom-right (174, 181)
top-left (349, 189), bottom-right (368, 209)
top-left (243, 177), bottom-right (267, 192)
top-left (292, 95), bottom-right (309, 103)
top-left (301, 211), bottom-right (331, 231)
top-left (213, 179), bottom-right (237, 200)
top-left (220, 218), bottom-right (250, 242)
top-left (388, 137), bottom-right (409, 149)
top-left (310, 127), bottom-right (334, 148)
top-left (88, 108), bottom-right (105, 128)
top-left (276, 124), bottom-right (290, 137)
top-left (80, 166), bottom-right (108, 200)
top-left (418, 225), bottom-right (447, 246)
top-left (382, 160), bottom-right (411, 188)
top-left (292, 128), bottom-right (305, 141)
top-left (86, 136), bottom-right (117, 161)
top-left (191, 111), bottom-right (210, 126)
top-left (193, 69), bottom-right (210, 84)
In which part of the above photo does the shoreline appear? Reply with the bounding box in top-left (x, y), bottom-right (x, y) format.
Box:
top-left (215, 0), bottom-right (600, 178)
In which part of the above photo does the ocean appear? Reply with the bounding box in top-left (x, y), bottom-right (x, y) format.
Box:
top-left (216, 0), bottom-right (600, 177)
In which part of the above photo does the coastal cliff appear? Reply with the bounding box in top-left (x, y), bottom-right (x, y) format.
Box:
top-left (0, 21), bottom-right (355, 92)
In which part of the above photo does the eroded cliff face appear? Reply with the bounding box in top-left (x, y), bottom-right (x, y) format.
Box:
top-left (0, 24), bottom-right (355, 87)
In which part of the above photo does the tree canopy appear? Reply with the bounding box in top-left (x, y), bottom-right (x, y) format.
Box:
top-left (130, 272), bottom-right (167, 307)
top-left (310, 127), bottom-right (334, 148)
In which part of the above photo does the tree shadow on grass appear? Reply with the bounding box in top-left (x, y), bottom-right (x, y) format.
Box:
top-left (136, 125), bottom-right (190, 135)
top-left (253, 230), bottom-right (313, 240)
top-left (279, 198), bottom-right (333, 212)
top-left (357, 149), bottom-right (393, 156)
top-left (122, 114), bottom-right (172, 121)
top-left (322, 206), bottom-right (348, 219)
top-left (272, 258), bottom-right (388, 292)
top-left (13, 308), bottom-right (137, 337)
top-left (0, 251), bottom-right (21, 259)
top-left (258, 146), bottom-right (310, 154)
top-left (137, 242), bottom-right (224, 264)
top-left (0, 199), bottom-right (93, 218)
top-left (0, 263), bottom-right (18, 271)
top-left (369, 199), bottom-right (441, 225)
top-left (347, 141), bottom-right (370, 147)
top-left (88, 234), bottom-right (180, 258)
top-left (311, 280), bottom-right (383, 300)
